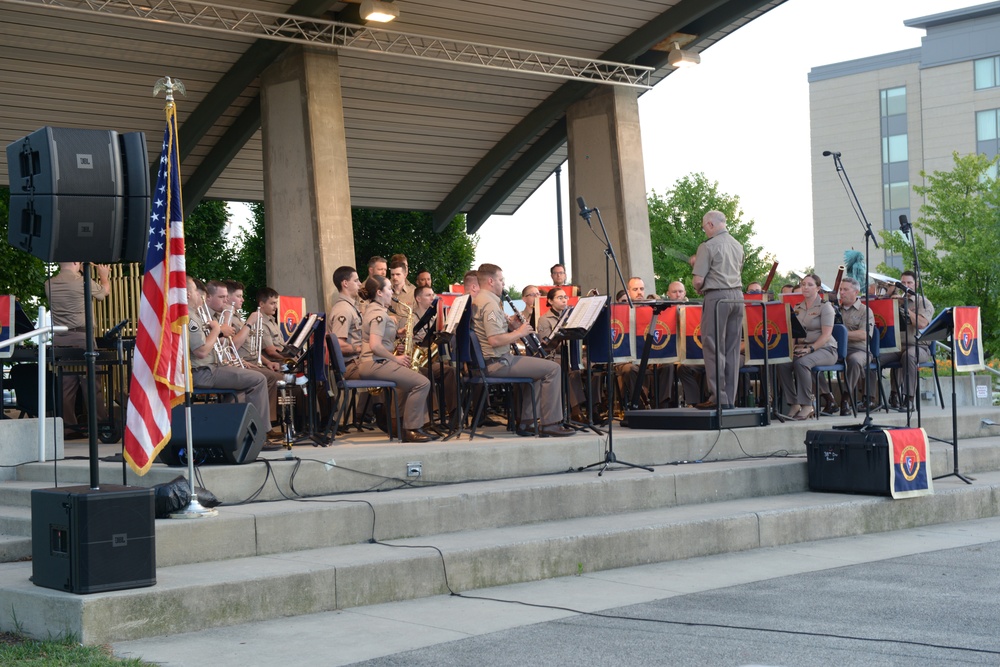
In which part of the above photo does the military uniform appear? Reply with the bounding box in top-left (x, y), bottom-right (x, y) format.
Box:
top-left (880, 294), bottom-right (934, 399)
top-left (188, 307), bottom-right (270, 425)
top-left (693, 230), bottom-right (744, 406)
top-left (329, 294), bottom-right (363, 379)
top-left (230, 311), bottom-right (283, 420)
top-left (840, 298), bottom-right (875, 401)
top-left (359, 301), bottom-right (430, 430)
top-left (471, 290), bottom-right (562, 427)
top-left (45, 269), bottom-right (109, 428)
top-left (777, 297), bottom-right (837, 407)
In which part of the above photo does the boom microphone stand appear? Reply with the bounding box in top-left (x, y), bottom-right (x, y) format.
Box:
top-left (576, 197), bottom-right (652, 476)
top-left (823, 150), bottom-right (880, 431)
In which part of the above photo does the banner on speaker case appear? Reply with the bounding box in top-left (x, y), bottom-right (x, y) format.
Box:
top-left (866, 298), bottom-right (900, 354)
top-left (634, 303), bottom-right (679, 364)
top-left (953, 306), bottom-right (984, 372)
top-left (279, 296), bottom-right (306, 342)
top-left (886, 427), bottom-right (933, 499)
top-left (0, 296), bottom-right (12, 359)
top-left (743, 302), bottom-right (792, 366)
top-left (678, 305), bottom-right (704, 365)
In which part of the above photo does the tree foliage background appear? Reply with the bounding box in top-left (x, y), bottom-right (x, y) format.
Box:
top-left (351, 209), bottom-right (477, 291)
top-left (648, 173), bottom-right (773, 297)
top-left (879, 152), bottom-right (1000, 355)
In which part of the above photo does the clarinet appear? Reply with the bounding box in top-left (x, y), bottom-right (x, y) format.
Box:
top-left (501, 290), bottom-right (544, 356)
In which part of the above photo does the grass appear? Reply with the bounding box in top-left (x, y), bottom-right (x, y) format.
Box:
top-left (0, 632), bottom-right (152, 666)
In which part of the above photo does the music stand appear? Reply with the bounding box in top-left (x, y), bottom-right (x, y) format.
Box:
top-left (278, 313), bottom-right (326, 447)
top-left (918, 308), bottom-right (972, 484)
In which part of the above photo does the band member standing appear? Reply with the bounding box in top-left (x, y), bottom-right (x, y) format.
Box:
top-left (692, 210), bottom-right (744, 410)
top-left (550, 264), bottom-right (567, 287)
top-left (359, 276), bottom-right (433, 443)
top-left (389, 261), bottom-right (416, 312)
top-left (45, 262), bottom-right (111, 437)
top-left (471, 264), bottom-right (571, 437)
top-left (838, 277), bottom-right (875, 414)
top-left (330, 266), bottom-right (364, 379)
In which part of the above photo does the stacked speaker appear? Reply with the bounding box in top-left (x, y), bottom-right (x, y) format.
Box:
top-left (6, 127), bottom-right (150, 263)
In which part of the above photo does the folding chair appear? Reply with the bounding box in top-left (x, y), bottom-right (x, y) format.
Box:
top-left (325, 334), bottom-right (401, 442)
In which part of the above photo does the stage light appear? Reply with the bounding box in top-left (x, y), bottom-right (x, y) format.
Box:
top-left (360, 0), bottom-right (399, 23)
top-left (667, 42), bottom-right (700, 68)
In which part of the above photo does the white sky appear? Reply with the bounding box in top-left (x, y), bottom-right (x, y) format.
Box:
top-left (472, 0), bottom-right (974, 290)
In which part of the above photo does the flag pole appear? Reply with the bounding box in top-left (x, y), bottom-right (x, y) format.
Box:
top-left (152, 76), bottom-right (216, 519)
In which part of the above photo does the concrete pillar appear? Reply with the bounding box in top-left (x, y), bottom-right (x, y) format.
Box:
top-left (260, 47), bottom-right (354, 316)
top-left (567, 86), bottom-right (654, 296)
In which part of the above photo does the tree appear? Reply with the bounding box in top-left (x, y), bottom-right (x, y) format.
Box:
top-left (184, 200), bottom-right (237, 283)
top-left (0, 187), bottom-right (49, 317)
top-left (647, 173), bottom-right (773, 297)
top-left (230, 202), bottom-right (267, 304)
top-left (879, 152), bottom-right (1000, 355)
top-left (351, 209), bottom-right (477, 290)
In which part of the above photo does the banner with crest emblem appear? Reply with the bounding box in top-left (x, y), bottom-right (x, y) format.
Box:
top-left (886, 427), bottom-right (933, 499)
top-left (585, 302), bottom-right (634, 363)
top-left (634, 303), bottom-right (679, 364)
top-left (278, 295), bottom-right (306, 342)
top-left (953, 306), bottom-right (984, 372)
top-left (865, 297), bottom-right (900, 354)
top-left (0, 295), bottom-right (13, 359)
top-left (743, 302), bottom-right (792, 365)
top-left (678, 305), bottom-right (704, 366)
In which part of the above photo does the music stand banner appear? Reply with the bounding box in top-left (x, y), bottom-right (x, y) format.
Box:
top-left (743, 302), bottom-right (792, 366)
top-left (278, 296), bottom-right (306, 342)
top-left (0, 295), bottom-right (13, 359)
top-left (610, 303), bottom-right (634, 362)
top-left (678, 305), bottom-right (704, 366)
top-left (780, 293), bottom-right (805, 309)
top-left (634, 303), bottom-right (679, 364)
top-left (954, 306), bottom-right (985, 372)
top-left (866, 298), bottom-right (900, 354)
top-left (886, 427), bottom-right (933, 499)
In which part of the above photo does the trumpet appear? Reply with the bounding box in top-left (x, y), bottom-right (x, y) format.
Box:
top-left (247, 307), bottom-right (264, 365)
top-left (199, 304), bottom-right (245, 368)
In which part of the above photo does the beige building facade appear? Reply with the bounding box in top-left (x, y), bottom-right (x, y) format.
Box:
top-left (809, 3), bottom-right (1000, 282)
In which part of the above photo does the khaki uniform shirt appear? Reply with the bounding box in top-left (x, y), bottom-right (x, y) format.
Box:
top-left (537, 308), bottom-right (561, 342)
top-left (45, 270), bottom-right (108, 330)
top-left (188, 307), bottom-right (215, 368)
top-left (903, 294), bottom-right (934, 346)
top-left (840, 299), bottom-right (874, 352)
top-left (692, 230), bottom-right (744, 291)
top-left (361, 301), bottom-right (397, 361)
top-left (472, 290), bottom-right (509, 358)
top-left (794, 297), bottom-right (837, 350)
top-left (330, 295), bottom-right (363, 360)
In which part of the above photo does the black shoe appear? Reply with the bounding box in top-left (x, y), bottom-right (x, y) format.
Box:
top-left (539, 424), bottom-right (573, 437)
top-left (415, 427), bottom-right (440, 441)
top-left (402, 429), bottom-right (431, 443)
top-left (694, 400), bottom-right (717, 410)
top-left (839, 398), bottom-right (853, 417)
top-left (889, 392), bottom-right (900, 409)
top-left (820, 393), bottom-right (837, 416)
top-left (261, 442), bottom-right (283, 452)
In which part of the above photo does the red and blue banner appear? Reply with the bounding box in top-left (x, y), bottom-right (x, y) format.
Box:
top-left (743, 302), bottom-right (792, 366)
top-left (953, 306), bottom-right (984, 372)
top-left (634, 304), bottom-right (679, 364)
top-left (610, 303), bottom-right (634, 361)
top-left (678, 304), bottom-right (704, 366)
top-left (885, 427), bottom-right (933, 499)
top-left (279, 295), bottom-right (306, 342)
top-left (0, 295), bottom-right (13, 360)
top-left (865, 297), bottom-right (900, 354)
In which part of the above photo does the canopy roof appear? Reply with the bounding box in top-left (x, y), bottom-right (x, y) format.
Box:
top-left (0, 0), bottom-right (785, 232)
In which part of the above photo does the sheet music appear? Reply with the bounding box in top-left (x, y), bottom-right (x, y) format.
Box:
top-left (444, 294), bottom-right (471, 334)
top-left (549, 306), bottom-right (574, 340)
top-left (563, 296), bottom-right (606, 331)
top-left (291, 313), bottom-right (318, 348)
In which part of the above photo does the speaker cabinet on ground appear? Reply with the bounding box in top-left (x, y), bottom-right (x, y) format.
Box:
top-left (31, 485), bottom-right (156, 594)
top-left (159, 402), bottom-right (266, 466)
top-left (6, 126), bottom-right (150, 263)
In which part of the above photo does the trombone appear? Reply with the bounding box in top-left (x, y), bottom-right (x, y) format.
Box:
top-left (198, 304), bottom-right (245, 368)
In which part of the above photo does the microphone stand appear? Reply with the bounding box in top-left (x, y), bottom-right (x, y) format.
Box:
top-left (576, 199), bottom-right (652, 476)
top-left (901, 216), bottom-right (923, 427)
top-left (826, 151), bottom-right (879, 431)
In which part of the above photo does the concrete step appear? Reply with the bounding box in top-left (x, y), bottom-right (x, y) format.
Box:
top-left (2, 468), bottom-right (997, 645)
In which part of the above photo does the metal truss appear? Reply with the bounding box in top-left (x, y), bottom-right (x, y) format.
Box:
top-left (2, 0), bottom-right (654, 88)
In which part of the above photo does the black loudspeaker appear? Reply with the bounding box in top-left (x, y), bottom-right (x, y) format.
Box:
top-left (159, 403), bottom-right (266, 466)
top-left (6, 127), bottom-right (150, 263)
top-left (31, 485), bottom-right (156, 594)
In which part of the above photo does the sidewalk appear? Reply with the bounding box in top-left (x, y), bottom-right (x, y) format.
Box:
top-left (113, 515), bottom-right (1000, 666)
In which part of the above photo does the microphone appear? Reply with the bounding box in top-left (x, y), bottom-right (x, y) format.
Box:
top-left (898, 214), bottom-right (911, 235)
top-left (576, 196), bottom-right (592, 224)
top-left (822, 150), bottom-right (841, 158)
top-left (894, 281), bottom-right (916, 296)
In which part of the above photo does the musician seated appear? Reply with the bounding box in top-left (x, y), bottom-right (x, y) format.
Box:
top-left (879, 270), bottom-right (933, 411)
top-left (413, 285), bottom-right (458, 428)
top-left (537, 288), bottom-right (586, 421)
top-left (472, 264), bottom-right (571, 437)
top-left (186, 277), bottom-right (275, 446)
top-left (776, 273), bottom-right (836, 420)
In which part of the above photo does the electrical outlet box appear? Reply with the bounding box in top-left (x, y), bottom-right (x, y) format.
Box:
top-left (406, 462), bottom-right (422, 477)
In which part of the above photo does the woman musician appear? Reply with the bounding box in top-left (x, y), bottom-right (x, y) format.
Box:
top-left (537, 287), bottom-right (587, 422)
top-left (359, 276), bottom-right (435, 443)
top-left (776, 273), bottom-right (837, 420)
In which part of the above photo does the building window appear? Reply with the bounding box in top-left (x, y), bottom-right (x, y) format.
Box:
top-left (882, 134), bottom-right (908, 164)
top-left (975, 57), bottom-right (1000, 90)
top-left (976, 109), bottom-right (1000, 179)
top-left (880, 87), bottom-right (906, 117)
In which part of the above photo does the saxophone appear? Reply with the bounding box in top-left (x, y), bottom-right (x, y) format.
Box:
top-left (392, 297), bottom-right (418, 370)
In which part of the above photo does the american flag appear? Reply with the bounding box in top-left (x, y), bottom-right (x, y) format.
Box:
top-left (124, 103), bottom-right (189, 475)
